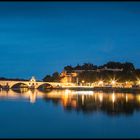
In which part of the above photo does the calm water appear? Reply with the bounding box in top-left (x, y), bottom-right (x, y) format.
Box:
top-left (0, 89), bottom-right (140, 138)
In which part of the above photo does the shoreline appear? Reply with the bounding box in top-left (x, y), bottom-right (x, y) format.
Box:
top-left (1, 86), bottom-right (140, 93)
top-left (51, 86), bottom-right (140, 93)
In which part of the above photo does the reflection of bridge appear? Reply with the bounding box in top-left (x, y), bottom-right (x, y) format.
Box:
top-left (0, 77), bottom-right (75, 89)
top-left (0, 89), bottom-right (45, 103)
top-left (1, 88), bottom-right (140, 115)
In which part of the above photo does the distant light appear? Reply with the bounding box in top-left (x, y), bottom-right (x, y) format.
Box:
top-left (98, 80), bottom-right (103, 85)
top-left (125, 94), bottom-right (128, 102)
top-left (65, 89), bottom-right (71, 94)
top-left (99, 93), bottom-right (103, 102)
top-left (112, 92), bottom-right (115, 103)
top-left (137, 80), bottom-right (140, 85)
top-left (136, 95), bottom-right (140, 102)
top-left (75, 91), bottom-right (94, 95)
top-left (110, 78), bottom-right (117, 86)
top-left (111, 80), bottom-right (116, 85)
top-left (136, 77), bottom-right (140, 85)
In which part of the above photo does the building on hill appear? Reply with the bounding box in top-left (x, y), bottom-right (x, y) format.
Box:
top-left (60, 71), bottom-right (77, 83)
top-left (73, 69), bottom-right (96, 73)
top-left (60, 67), bottom-right (123, 83)
top-left (97, 67), bottom-right (123, 72)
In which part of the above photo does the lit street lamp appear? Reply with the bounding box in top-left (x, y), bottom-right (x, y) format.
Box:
top-left (98, 80), bottom-right (104, 86)
top-left (82, 80), bottom-right (85, 86)
top-left (110, 78), bottom-right (117, 87)
top-left (111, 80), bottom-right (116, 85)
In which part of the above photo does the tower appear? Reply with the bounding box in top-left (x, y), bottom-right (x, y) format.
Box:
top-left (30, 76), bottom-right (36, 82)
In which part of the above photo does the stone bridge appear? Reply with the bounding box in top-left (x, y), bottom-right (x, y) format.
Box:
top-left (0, 77), bottom-right (75, 89)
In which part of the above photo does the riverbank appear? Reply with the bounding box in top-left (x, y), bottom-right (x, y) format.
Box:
top-left (52, 86), bottom-right (140, 93)
top-left (1, 86), bottom-right (140, 94)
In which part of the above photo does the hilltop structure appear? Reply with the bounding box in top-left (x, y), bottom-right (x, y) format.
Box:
top-left (60, 71), bottom-right (77, 83)
top-left (60, 66), bottom-right (123, 83)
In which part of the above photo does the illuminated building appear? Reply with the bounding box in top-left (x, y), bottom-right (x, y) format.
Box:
top-left (30, 76), bottom-right (36, 82)
top-left (97, 67), bottom-right (123, 72)
top-left (60, 71), bottom-right (77, 83)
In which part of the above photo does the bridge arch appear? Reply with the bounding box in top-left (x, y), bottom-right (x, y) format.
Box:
top-left (11, 82), bottom-right (29, 89)
top-left (37, 83), bottom-right (53, 90)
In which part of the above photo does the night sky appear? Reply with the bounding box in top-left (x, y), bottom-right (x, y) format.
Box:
top-left (0, 2), bottom-right (140, 80)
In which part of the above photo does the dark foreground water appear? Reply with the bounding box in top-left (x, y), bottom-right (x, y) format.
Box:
top-left (0, 89), bottom-right (140, 138)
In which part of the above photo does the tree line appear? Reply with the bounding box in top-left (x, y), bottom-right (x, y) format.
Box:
top-left (43, 61), bottom-right (140, 83)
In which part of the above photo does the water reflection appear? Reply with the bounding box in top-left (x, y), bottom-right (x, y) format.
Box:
top-left (43, 90), bottom-right (140, 116)
top-left (1, 89), bottom-right (140, 116)
top-left (0, 89), bottom-right (40, 103)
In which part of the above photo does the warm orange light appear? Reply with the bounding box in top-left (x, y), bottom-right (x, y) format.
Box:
top-left (111, 80), bottom-right (116, 85)
top-left (99, 93), bottom-right (103, 102)
top-left (136, 77), bottom-right (140, 85)
top-left (112, 92), bottom-right (115, 103)
top-left (65, 89), bottom-right (71, 94)
top-left (110, 78), bottom-right (118, 86)
top-left (137, 80), bottom-right (140, 85)
top-left (98, 80), bottom-right (103, 85)
top-left (72, 73), bottom-right (77, 77)
top-left (136, 95), bottom-right (140, 102)
top-left (125, 94), bottom-right (128, 102)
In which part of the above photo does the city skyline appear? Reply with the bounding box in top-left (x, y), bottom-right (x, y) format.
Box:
top-left (0, 2), bottom-right (140, 80)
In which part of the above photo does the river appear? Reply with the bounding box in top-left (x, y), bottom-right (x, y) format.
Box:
top-left (0, 89), bottom-right (140, 138)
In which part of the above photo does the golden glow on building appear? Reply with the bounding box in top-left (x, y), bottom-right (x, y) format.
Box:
top-left (136, 79), bottom-right (140, 86)
top-left (124, 81), bottom-right (133, 88)
top-left (60, 71), bottom-right (78, 83)
top-left (111, 80), bottom-right (116, 86)
top-left (98, 80), bottom-right (104, 87)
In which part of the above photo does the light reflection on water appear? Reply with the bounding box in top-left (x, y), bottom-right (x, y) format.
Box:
top-left (1, 89), bottom-right (140, 138)
top-left (1, 89), bottom-right (140, 116)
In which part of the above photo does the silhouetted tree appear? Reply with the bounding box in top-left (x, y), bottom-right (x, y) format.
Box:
top-left (103, 61), bottom-right (122, 69)
top-left (64, 65), bottom-right (73, 72)
top-left (43, 61), bottom-right (138, 83)
top-left (74, 64), bottom-right (81, 70)
top-left (122, 62), bottom-right (135, 72)
top-left (43, 75), bottom-right (53, 82)
top-left (43, 72), bottom-right (60, 82)
top-left (52, 72), bottom-right (60, 82)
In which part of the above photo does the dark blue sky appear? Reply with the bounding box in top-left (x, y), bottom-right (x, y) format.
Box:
top-left (0, 2), bottom-right (140, 80)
